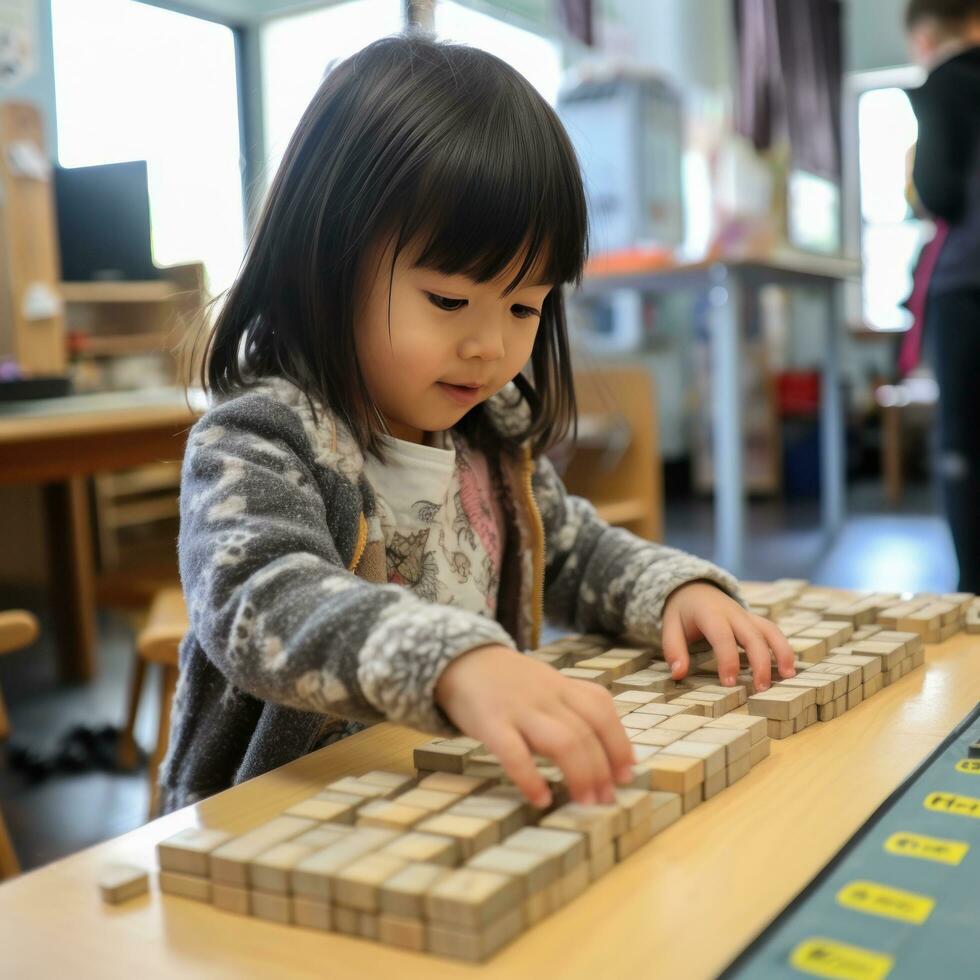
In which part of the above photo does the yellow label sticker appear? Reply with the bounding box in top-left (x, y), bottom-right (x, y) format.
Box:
top-left (884, 831), bottom-right (969, 866)
top-left (955, 759), bottom-right (980, 775)
top-left (790, 937), bottom-right (893, 980)
top-left (924, 790), bottom-right (980, 818)
top-left (836, 880), bottom-right (934, 924)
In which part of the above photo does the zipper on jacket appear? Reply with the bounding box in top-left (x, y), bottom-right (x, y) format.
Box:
top-left (521, 445), bottom-right (545, 650)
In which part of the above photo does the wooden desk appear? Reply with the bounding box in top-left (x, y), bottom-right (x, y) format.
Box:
top-left (1, 631), bottom-right (975, 979)
top-left (0, 389), bottom-right (199, 680)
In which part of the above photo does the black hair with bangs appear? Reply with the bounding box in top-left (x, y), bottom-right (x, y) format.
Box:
top-left (199, 32), bottom-right (589, 459)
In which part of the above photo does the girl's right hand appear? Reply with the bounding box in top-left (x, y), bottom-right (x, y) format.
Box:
top-left (433, 644), bottom-right (636, 808)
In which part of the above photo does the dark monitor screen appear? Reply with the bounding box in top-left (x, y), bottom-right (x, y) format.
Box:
top-left (54, 160), bottom-right (159, 282)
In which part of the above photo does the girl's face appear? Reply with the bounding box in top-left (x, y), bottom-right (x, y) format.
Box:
top-left (354, 235), bottom-right (554, 445)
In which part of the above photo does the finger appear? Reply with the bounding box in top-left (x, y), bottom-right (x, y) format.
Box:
top-left (520, 708), bottom-right (610, 805)
top-left (563, 680), bottom-right (636, 784)
top-left (482, 724), bottom-right (551, 808)
top-left (757, 617), bottom-right (797, 679)
top-left (731, 616), bottom-right (774, 691)
top-left (661, 607), bottom-right (690, 679)
top-left (698, 614), bottom-right (742, 687)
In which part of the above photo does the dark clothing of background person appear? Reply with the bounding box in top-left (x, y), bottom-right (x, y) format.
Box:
top-left (908, 46), bottom-right (980, 592)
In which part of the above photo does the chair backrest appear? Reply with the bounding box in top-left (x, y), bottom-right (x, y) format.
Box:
top-left (0, 611), bottom-right (39, 658)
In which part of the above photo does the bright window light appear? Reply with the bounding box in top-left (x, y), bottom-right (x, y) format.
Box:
top-left (51, 0), bottom-right (245, 297)
top-left (261, 0), bottom-right (403, 183)
top-left (434, 1), bottom-right (562, 105)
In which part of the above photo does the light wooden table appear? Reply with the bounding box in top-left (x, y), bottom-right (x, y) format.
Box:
top-left (1, 631), bottom-right (976, 979)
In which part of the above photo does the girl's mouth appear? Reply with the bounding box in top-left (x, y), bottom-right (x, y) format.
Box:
top-left (437, 382), bottom-right (484, 405)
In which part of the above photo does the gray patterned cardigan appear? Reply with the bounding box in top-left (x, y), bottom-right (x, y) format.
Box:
top-left (159, 376), bottom-right (739, 812)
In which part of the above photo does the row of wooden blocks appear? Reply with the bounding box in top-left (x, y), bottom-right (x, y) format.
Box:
top-left (150, 768), bottom-right (686, 962)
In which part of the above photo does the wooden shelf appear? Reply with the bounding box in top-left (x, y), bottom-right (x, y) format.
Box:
top-left (69, 332), bottom-right (173, 358)
top-left (60, 280), bottom-right (178, 304)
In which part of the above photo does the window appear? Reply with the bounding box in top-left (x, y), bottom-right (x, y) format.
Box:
top-left (51, 0), bottom-right (245, 296)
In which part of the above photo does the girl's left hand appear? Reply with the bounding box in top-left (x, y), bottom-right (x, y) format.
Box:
top-left (661, 582), bottom-right (796, 691)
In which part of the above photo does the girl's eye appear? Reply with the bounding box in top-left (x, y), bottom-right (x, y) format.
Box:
top-left (426, 292), bottom-right (467, 312)
top-left (511, 305), bottom-right (541, 320)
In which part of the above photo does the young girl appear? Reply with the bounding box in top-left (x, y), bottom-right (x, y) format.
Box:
top-left (161, 34), bottom-right (795, 816)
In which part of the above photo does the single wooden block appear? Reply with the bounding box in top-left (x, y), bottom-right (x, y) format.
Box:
top-left (910, 647), bottom-right (925, 668)
top-left (681, 785), bottom-right (702, 814)
top-left (378, 913), bottom-right (427, 951)
top-left (426, 905), bottom-right (523, 963)
top-left (356, 799), bottom-right (430, 832)
top-left (611, 670), bottom-right (674, 695)
top-left (938, 617), bottom-right (963, 642)
top-left (818, 698), bottom-right (837, 722)
top-left (645, 754), bottom-right (704, 794)
top-left (820, 660), bottom-right (864, 692)
top-left (379, 831), bottom-right (459, 867)
top-left (559, 666), bottom-right (612, 687)
top-left (794, 670), bottom-right (848, 700)
top-left (683, 727), bottom-right (751, 764)
top-left (467, 844), bottom-right (560, 896)
top-left (291, 828), bottom-right (399, 901)
top-left (213, 881), bottom-right (250, 915)
top-left (851, 624), bottom-right (883, 641)
top-left (659, 739), bottom-right (726, 779)
top-left (314, 789), bottom-right (370, 807)
top-left (251, 889), bottom-right (292, 925)
top-left (727, 754), bottom-right (751, 784)
top-left (787, 636), bottom-right (827, 663)
top-left (395, 787), bottom-right (461, 813)
top-left (749, 737), bottom-right (771, 766)
top-left (668, 695), bottom-right (727, 719)
top-left (613, 690), bottom-right (665, 706)
top-left (292, 825), bottom-right (354, 849)
top-left (794, 704), bottom-right (818, 732)
top-left (332, 852), bottom-right (408, 912)
top-left (210, 816), bottom-right (317, 886)
top-left (649, 792), bottom-right (683, 833)
top-left (539, 802), bottom-right (624, 855)
top-left (554, 860), bottom-right (590, 907)
top-left (322, 777), bottom-right (392, 802)
top-left (413, 740), bottom-right (475, 773)
top-left (292, 895), bottom-right (332, 931)
top-left (157, 827), bottom-right (233, 877)
top-left (415, 813), bottom-right (499, 858)
top-left (504, 825), bottom-right (586, 874)
top-left (619, 711), bottom-right (663, 731)
top-left (777, 674), bottom-right (836, 705)
top-left (249, 841), bottom-right (321, 893)
top-left (767, 717), bottom-right (794, 739)
top-left (333, 904), bottom-right (359, 935)
top-left (377, 861), bottom-right (452, 918)
top-left (703, 768), bottom-right (727, 800)
top-left (846, 686), bottom-right (864, 710)
top-left (447, 796), bottom-right (527, 838)
top-left (416, 772), bottom-right (491, 796)
top-left (158, 869), bottom-right (211, 902)
top-left (632, 727), bottom-right (683, 747)
top-left (425, 867), bottom-right (522, 930)
top-left (655, 713), bottom-right (708, 734)
top-left (848, 640), bottom-right (905, 671)
top-left (358, 770), bottom-right (417, 796)
top-left (574, 655), bottom-right (633, 679)
top-left (747, 688), bottom-right (807, 721)
top-left (285, 797), bottom-right (357, 823)
top-left (98, 864), bottom-right (148, 905)
top-left (633, 701), bottom-right (696, 718)
top-left (615, 816), bottom-right (655, 860)
top-left (588, 842), bottom-right (616, 881)
top-left (612, 788), bottom-right (656, 829)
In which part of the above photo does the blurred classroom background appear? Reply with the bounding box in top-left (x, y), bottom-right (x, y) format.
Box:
top-left (0, 0), bottom-right (961, 873)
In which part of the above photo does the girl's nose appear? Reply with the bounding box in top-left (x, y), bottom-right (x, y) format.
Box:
top-left (459, 323), bottom-right (506, 361)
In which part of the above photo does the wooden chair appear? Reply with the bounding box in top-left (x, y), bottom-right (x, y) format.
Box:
top-left (0, 609), bottom-right (40, 881)
top-left (118, 588), bottom-right (187, 819)
top-left (558, 366), bottom-right (663, 542)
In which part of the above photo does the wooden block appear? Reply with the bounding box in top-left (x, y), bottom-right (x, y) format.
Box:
top-left (704, 713), bottom-right (768, 745)
top-left (966, 604), bottom-right (980, 634)
top-left (416, 772), bottom-right (492, 796)
top-left (157, 827), bottom-right (233, 877)
top-left (846, 685), bottom-right (864, 710)
top-left (655, 713), bottom-right (709, 734)
top-left (574, 655), bottom-right (633, 679)
top-left (291, 825), bottom-right (353, 849)
top-left (413, 739), bottom-right (475, 773)
top-left (415, 813), bottom-right (499, 858)
top-left (395, 788), bottom-right (461, 813)
top-left (849, 640), bottom-right (906, 671)
top-left (356, 799), bottom-right (430, 832)
top-left (747, 687), bottom-right (808, 721)
top-left (321, 777), bottom-right (391, 802)
top-left (668, 694), bottom-right (727, 718)
top-left (285, 798), bottom-right (357, 823)
top-left (613, 690), bottom-right (665, 706)
top-left (332, 852), bottom-right (408, 912)
top-left (447, 796), bottom-right (527, 838)
top-left (795, 704), bottom-right (818, 731)
top-left (682, 785), bottom-right (701, 813)
top-left (612, 788), bottom-right (656, 829)
top-left (851, 624), bottom-right (883, 641)
top-left (910, 647), bottom-right (925, 668)
top-left (210, 816), bottom-right (317, 886)
top-left (467, 844), bottom-right (560, 895)
top-left (378, 913), bottom-right (427, 951)
top-left (703, 768), bottom-right (727, 799)
top-left (314, 789), bottom-right (369, 807)
top-left (819, 661), bottom-right (864, 691)
top-left (588, 842), bottom-right (616, 881)
top-left (425, 867), bottom-right (522, 929)
top-left (632, 728), bottom-right (683, 747)
top-left (648, 792), bottom-right (683, 833)
top-left (767, 718), bottom-right (794, 739)
top-left (615, 816), bottom-right (655, 860)
top-left (787, 636), bottom-right (827, 662)
top-left (560, 666), bottom-right (612, 687)
top-left (375, 861), bottom-right (450, 918)
top-left (611, 670), bottom-right (675, 695)
top-left (333, 904), bottom-right (359, 935)
top-left (864, 673), bottom-right (884, 698)
top-left (291, 828), bottom-right (399, 900)
top-left (481, 784), bottom-right (549, 822)
top-left (504, 826), bottom-right (586, 874)
top-left (426, 906), bottom-right (523, 963)
top-left (158, 870), bottom-right (211, 903)
top-left (794, 670), bottom-right (848, 700)
top-left (619, 711), bottom-right (664, 731)
top-left (540, 802), bottom-right (624, 855)
top-left (683, 727), bottom-right (751, 764)
top-left (249, 841), bottom-right (320, 893)
top-left (727, 754), bottom-right (751, 784)
top-left (380, 831), bottom-right (459, 867)
top-left (818, 698), bottom-right (837, 722)
top-left (251, 889), bottom-right (292, 924)
top-left (778, 673), bottom-right (837, 705)
top-left (938, 617), bottom-right (963, 642)
top-left (645, 754), bottom-right (704, 794)
top-left (98, 864), bottom-right (148, 905)
top-left (633, 701), bottom-right (697, 718)
top-left (293, 895), bottom-right (332, 931)
top-left (748, 737), bottom-right (771, 766)
top-left (358, 770), bottom-right (417, 796)
top-left (659, 739), bottom-right (726, 779)
top-left (213, 881), bottom-right (250, 915)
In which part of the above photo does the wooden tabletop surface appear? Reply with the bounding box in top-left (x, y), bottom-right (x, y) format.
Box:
top-left (1, 631), bottom-right (977, 979)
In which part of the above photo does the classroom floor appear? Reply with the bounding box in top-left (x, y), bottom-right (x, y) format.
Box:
top-left (0, 478), bottom-right (957, 874)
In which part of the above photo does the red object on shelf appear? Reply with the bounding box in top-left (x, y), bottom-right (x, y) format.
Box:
top-left (777, 371), bottom-right (820, 416)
